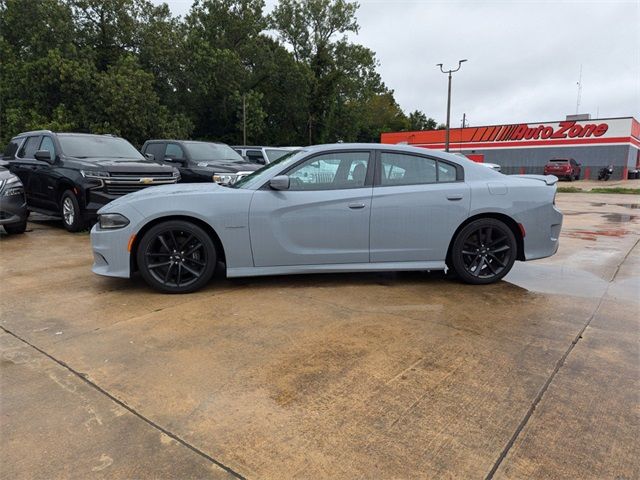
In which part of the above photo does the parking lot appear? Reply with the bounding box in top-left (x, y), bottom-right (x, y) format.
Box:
top-left (1, 192), bottom-right (638, 479)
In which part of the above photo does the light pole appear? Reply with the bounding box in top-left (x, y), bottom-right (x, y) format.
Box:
top-left (437, 59), bottom-right (467, 152)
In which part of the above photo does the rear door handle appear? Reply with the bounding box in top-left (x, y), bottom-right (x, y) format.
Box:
top-left (447, 194), bottom-right (463, 201)
top-left (348, 203), bottom-right (366, 209)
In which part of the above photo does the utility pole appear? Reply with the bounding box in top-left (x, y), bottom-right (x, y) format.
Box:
top-left (575, 64), bottom-right (583, 115)
top-left (242, 94), bottom-right (247, 145)
top-left (462, 113), bottom-right (467, 128)
top-left (437, 59), bottom-right (467, 152)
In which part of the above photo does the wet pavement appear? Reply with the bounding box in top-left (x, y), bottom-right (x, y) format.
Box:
top-left (1, 193), bottom-right (638, 479)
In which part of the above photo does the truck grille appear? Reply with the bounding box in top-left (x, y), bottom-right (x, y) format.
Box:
top-left (104, 173), bottom-right (178, 196)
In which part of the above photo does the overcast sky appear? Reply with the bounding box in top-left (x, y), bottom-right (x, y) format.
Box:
top-left (156, 0), bottom-right (639, 127)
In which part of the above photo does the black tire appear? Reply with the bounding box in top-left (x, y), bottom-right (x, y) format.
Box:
top-left (136, 220), bottom-right (217, 293)
top-left (574, 173), bottom-right (580, 181)
top-left (60, 190), bottom-right (85, 232)
top-left (451, 218), bottom-right (517, 285)
top-left (568, 175), bottom-right (574, 182)
top-left (3, 220), bottom-right (27, 234)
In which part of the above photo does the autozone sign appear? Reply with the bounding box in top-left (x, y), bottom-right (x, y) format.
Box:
top-left (492, 121), bottom-right (608, 141)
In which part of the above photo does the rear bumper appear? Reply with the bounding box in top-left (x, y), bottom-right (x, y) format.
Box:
top-left (522, 205), bottom-right (563, 261)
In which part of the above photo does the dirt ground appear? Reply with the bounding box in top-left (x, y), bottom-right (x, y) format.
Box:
top-left (1, 193), bottom-right (638, 479)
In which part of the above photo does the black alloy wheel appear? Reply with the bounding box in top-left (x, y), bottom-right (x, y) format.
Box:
top-left (137, 220), bottom-right (216, 293)
top-left (451, 218), bottom-right (517, 285)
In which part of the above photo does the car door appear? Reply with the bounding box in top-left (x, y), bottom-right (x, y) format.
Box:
top-left (11, 135), bottom-right (42, 206)
top-left (249, 150), bottom-right (373, 267)
top-left (370, 150), bottom-right (470, 262)
top-left (163, 143), bottom-right (193, 180)
top-left (28, 135), bottom-right (59, 211)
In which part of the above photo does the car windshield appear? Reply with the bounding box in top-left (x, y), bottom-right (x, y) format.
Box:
top-left (265, 149), bottom-right (294, 162)
top-left (231, 150), bottom-right (304, 189)
top-left (59, 135), bottom-right (143, 160)
top-left (184, 142), bottom-right (244, 162)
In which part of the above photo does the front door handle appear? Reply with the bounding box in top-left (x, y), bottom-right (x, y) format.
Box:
top-left (348, 203), bottom-right (366, 209)
top-left (447, 194), bottom-right (463, 201)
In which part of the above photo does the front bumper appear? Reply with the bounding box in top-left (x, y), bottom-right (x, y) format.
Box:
top-left (0, 194), bottom-right (28, 226)
top-left (90, 208), bottom-right (145, 278)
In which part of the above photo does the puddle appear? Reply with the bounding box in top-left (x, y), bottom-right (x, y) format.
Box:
top-left (565, 228), bottom-right (630, 241)
top-left (602, 213), bottom-right (637, 223)
top-left (589, 202), bottom-right (640, 210)
top-left (505, 263), bottom-right (609, 298)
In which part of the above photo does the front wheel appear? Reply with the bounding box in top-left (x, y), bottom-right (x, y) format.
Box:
top-left (3, 220), bottom-right (27, 234)
top-left (60, 190), bottom-right (85, 232)
top-left (137, 220), bottom-right (217, 293)
top-left (450, 218), bottom-right (517, 285)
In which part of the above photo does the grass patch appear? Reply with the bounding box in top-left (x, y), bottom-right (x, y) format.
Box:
top-left (556, 187), bottom-right (583, 193)
top-left (556, 186), bottom-right (640, 195)
top-left (589, 187), bottom-right (640, 195)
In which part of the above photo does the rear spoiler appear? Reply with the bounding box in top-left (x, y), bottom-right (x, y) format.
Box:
top-left (516, 174), bottom-right (558, 186)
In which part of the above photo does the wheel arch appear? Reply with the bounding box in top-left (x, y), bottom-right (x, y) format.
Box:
top-left (129, 215), bottom-right (227, 274)
top-left (57, 181), bottom-right (79, 207)
top-left (446, 212), bottom-right (525, 266)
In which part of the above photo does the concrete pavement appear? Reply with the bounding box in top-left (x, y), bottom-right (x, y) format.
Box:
top-left (1, 193), bottom-right (638, 479)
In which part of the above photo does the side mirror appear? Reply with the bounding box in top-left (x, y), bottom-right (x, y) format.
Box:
top-left (269, 175), bottom-right (290, 190)
top-left (144, 153), bottom-right (155, 161)
top-left (34, 150), bottom-right (52, 163)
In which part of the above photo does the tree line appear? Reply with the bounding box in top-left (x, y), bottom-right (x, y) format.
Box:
top-left (0, 0), bottom-right (442, 148)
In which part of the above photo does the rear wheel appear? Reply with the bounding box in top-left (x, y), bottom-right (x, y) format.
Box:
top-left (137, 220), bottom-right (216, 293)
top-left (60, 190), bottom-right (85, 232)
top-left (451, 218), bottom-right (517, 285)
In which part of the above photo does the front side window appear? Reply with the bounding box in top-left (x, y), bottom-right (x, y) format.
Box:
top-left (287, 152), bottom-right (370, 191)
top-left (18, 136), bottom-right (41, 159)
top-left (165, 143), bottom-right (186, 160)
top-left (39, 136), bottom-right (56, 158)
top-left (3, 139), bottom-right (23, 159)
top-left (246, 150), bottom-right (265, 164)
top-left (144, 143), bottom-right (166, 162)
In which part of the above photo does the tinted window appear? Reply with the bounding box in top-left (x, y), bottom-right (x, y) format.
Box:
top-left (3, 139), bottom-right (23, 159)
top-left (39, 136), bottom-right (56, 158)
top-left (182, 142), bottom-right (243, 162)
top-left (18, 136), bottom-right (41, 158)
top-left (380, 152), bottom-right (437, 186)
top-left (438, 162), bottom-right (457, 182)
top-left (144, 143), bottom-right (165, 161)
top-left (58, 135), bottom-right (143, 159)
top-left (165, 143), bottom-right (186, 160)
top-left (265, 149), bottom-right (291, 162)
top-left (287, 152), bottom-right (370, 191)
top-left (246, 150), bottom-right (265, 164)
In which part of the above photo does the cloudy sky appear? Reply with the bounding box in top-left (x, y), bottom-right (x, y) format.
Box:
top-left (156, 0), bottom-right (639, 127)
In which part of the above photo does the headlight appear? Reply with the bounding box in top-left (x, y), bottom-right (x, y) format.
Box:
top-left (99, 213), bottom-right (130, 229)
top-left (3, 186), bottom-right (24, 196)
top-left (172, 169), bottom-right (180, 178)
top-left (81, 170), bottom-right (110, 179)
top-left (1, 177), bottom-right (24, 196)
top-left (212, 173), bottom-right (235, 184)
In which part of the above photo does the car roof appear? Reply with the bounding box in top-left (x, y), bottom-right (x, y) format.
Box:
top-left (145, 139), bottom-right (228, 145)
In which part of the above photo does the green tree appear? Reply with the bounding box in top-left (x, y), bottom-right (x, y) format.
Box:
top-left (408, 110), bottom-right (438, 131)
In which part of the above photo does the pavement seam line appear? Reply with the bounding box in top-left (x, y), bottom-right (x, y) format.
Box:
top-left (0, 325), bottom-right (247, 480)
top-left (484, 236), bottom-right (639, 480)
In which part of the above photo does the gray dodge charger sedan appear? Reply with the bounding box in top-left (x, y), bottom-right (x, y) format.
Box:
top-left (91, 144), bottom-right (562, 293)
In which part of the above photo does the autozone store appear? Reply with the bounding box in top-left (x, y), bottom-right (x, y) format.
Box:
top-left (381, 116), bottom-right (640, 180)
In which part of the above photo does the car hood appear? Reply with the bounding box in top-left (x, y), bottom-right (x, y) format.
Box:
top-left (191, 161), bottom-right (260, 173)
top-left (0, 167), bottom-right (17, 181)
top-left (100, 182), bottom-right (225, 211)
top-left (67, 157), bottom-right (174, 173)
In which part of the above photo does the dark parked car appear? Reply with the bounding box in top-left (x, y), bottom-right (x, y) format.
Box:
top-left (0, 165), bottom-right (28, 234)
top-left (543, 158), bottom-right (581, 181)
top-left (232, 146), bottom-right (297, 165)
top-left (3, 131), bottom-right (179, 232)
top-left (141, 140), bottom-right (260, 185)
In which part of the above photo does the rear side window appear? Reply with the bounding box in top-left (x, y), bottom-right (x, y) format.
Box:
top-left (18, 136), bottom-right (41, 158)
top-left (39, 136), bottom-right (56, 158)
top-left (3, 139), bottom-right (23, 159)
top-left (380, 152), bottom-right (460, 186)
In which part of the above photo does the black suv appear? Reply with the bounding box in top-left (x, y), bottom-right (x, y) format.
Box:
top-left (3, 131), bottom-right (179, 232)
top-left (141, 140), bottom-right (260, 184)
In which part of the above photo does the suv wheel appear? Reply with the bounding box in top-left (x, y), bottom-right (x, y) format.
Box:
top-left (3, 220), bottom-right (27, 234)
top-left (451, 218), bottom-right (517, 285)
top-left (137, 220), bottom-right (217, 293)
top-left (60, 190), bottom-right (84, 232)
